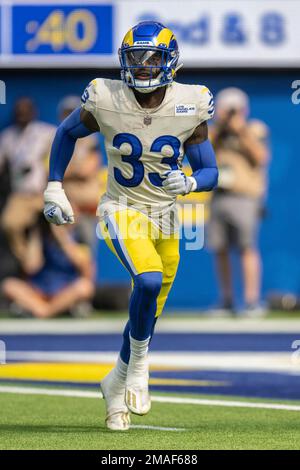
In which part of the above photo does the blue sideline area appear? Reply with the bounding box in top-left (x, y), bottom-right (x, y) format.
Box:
top-left (1, 332), bottom-right (297, 352)
top-left (2, 331), bottom-right (300, 400)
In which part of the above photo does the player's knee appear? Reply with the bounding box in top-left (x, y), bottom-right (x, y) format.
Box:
top-left (134, 272), bottom-right (163, 298)
top-left (76, 278), bottom-right (95, 299)
top-left (1, 278), bottom-right (18, 297)
top-left (32, 305), bottom-right (51, 319)
top-left (1, 214), bottom-right (16, 233)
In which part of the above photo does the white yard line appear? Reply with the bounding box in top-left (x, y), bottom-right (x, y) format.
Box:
top-left (5, 350), bottom-right (299, 373)
top-left (1, 318), bottom-right (300, 334)
top-left (130, 425), bottom-right (185, 432)
top-left (1, 385), bottom-right (300, 412)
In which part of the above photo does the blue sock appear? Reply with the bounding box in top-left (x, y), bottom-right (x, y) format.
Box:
top-left (120, 318), bottom-right (158, 364)
top-left (120, 320), bottom-right (131, 364)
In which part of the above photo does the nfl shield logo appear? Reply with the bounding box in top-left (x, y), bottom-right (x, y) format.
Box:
top-left (144, 115), bottom-right (152, 126)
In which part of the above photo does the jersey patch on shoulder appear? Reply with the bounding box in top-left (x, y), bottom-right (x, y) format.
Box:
top-left (175, 104), bottom-right (196, 116)
top-left (81, 87), bottom-right (90, 104)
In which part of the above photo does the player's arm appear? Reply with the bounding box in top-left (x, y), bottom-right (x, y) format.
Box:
top-left (163, 121), bottom-right (218, 195)
top-left (44, 108), bottom-right (99, 225)
top-left (184, 121), bottom-right (218, 192)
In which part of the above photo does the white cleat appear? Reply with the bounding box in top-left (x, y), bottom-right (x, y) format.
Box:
top-left (125, 358), bottom-right (151, 415)
top-left (125, 386), bottom-right (151, 416)
top-left (100, 370), bottom-right (130, 431)
top-left (104, 410), bottom-right (130, 432)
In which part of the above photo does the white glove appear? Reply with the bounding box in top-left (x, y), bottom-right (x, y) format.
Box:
top-left (162, 170), bottom-right (197, 196)
top-left (44, 181), bottom-right (74, 225)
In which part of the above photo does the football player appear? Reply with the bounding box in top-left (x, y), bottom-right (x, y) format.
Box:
top-left (44, 21), bottom-right (218, 431)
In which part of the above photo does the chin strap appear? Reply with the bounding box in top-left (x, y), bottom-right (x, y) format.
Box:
top-left (133, 84), bottom-right (160, 94)
top-left (174, 63), bottom-right (183, 73)
top-left (130, 70), bottom-right (164, 93)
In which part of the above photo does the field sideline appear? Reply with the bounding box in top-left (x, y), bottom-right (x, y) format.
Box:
top-left (1, 315), bottom-right (300, 450)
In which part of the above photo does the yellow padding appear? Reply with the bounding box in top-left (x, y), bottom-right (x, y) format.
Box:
top-left (0, 363), bottom-right (114, 383)
top-left (150, 378), bottom-right (228, 387)
top-left (0, 363), bottom-right (228, 388)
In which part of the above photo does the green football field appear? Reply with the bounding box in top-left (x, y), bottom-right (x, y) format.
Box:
top-left (1, 314), bottom-right (300, 450)
top-left (1, 387), bottom-right (300, 450)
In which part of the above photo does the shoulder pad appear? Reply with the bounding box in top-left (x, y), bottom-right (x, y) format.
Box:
top-left (198, 85), bottom-right (214, 122)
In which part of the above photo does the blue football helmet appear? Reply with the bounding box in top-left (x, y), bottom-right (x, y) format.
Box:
top-left (119, 21), bottom-right (180, 93)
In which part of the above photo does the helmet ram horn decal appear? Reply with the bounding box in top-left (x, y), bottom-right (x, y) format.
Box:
top-left (119, 21), bottom-right (181, 94)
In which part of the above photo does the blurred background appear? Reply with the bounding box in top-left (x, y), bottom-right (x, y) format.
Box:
top-left (1, 0), bottom-right (300, 408)
top-left (0, 0), bottom-right (300, 316)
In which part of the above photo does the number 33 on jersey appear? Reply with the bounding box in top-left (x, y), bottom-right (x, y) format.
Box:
top-left (81, 78), bottom-right (214, 227)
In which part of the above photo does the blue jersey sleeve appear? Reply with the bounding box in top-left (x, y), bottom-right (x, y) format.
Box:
top-left (49, 107), bottom-right (94, 182)
top-left (185, 139), bottom-right (218, 192)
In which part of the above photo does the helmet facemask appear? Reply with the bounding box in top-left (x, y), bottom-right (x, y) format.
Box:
top-left (119, 46), bottom-right (179, 93)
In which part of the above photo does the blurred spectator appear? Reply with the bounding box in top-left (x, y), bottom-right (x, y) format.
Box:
top-left (0, 160), bottom-right (20, 308)
top-left (0, 97), bottom-right (55, 262)
top-left (208, 87), bottom-right (269, 316)
top-left (58, 95), bottom-right (101, 248)
top-left (1, 216), bottom-right (95, 318)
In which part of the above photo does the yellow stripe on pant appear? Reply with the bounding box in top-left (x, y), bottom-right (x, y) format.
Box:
top-left (99, 209), bottom-right (180, 317)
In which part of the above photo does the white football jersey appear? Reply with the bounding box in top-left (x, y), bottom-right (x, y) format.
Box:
top-left (82, 78), bottom-right (214, 232)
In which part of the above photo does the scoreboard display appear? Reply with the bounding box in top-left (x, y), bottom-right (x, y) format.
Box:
top-left (0, 2), bottom-right (116, 67)
top-left (0, 0), bottom-right (300, 68)
top-left (12, 5), bottom-right (113, 55)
